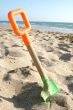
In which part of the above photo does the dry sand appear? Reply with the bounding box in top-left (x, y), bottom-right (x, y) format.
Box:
top-left (0, 26), bottom-right (73, 110)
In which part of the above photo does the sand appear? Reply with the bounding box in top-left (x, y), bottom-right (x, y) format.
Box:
top-left (0, 26), bottom-right (73, 110)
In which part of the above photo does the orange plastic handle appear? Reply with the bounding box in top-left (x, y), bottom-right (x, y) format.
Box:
top-left (8, 9), bottom-right (31, 36)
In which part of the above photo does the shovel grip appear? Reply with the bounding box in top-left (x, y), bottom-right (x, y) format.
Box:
top-left (8, 9), bottom-right (31, 36)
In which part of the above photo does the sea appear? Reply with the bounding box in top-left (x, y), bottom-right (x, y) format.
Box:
top-left (0, 21), bottom-right (73, 33)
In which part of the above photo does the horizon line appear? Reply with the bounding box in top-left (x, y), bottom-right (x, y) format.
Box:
top-left (0, 20), bottom-right (73, 24)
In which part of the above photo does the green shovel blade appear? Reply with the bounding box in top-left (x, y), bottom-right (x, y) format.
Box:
top-left (41, 78), bottom-right (60, 102)
top-left (48, 79), bottom-right (60, 95)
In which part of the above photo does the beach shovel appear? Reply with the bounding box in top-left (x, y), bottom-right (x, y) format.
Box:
top-left (8, 9), bottom-right (60, 102)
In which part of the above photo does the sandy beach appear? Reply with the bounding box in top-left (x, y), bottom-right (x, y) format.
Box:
top-left (0, 26), bottom-right (73, 110)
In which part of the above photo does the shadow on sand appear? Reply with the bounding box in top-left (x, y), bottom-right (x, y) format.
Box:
top-left (0, 82), bottom-right (43, 110)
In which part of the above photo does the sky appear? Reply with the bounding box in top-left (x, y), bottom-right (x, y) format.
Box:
top-left (0, 0), bottom-right (73, 22)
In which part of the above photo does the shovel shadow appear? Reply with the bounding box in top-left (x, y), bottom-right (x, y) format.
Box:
top-left (0, 82), bottom-right (43, 110)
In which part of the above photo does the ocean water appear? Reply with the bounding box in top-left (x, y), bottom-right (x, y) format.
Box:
top-left (0, 21), bottom-right (73, 33)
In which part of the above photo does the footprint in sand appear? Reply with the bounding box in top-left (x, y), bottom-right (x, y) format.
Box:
top-left (0, 45), bottom-right (24, 58)
top-left (50, 93), bottom-right (73, 110)
top-left (58, 43), bottom-right (70, 52)
top-left (3, 66), bottom-right (33, 81)
top-left (8, 47), bottom-right (25, 57)
top-left (58, 43), bottom-right (70, 48)
top-left (64, 75), bottom-right (73, 94)
top-left (12, 44), bottom-right (23, 47)
top-left (0, 46), bottom-right (9, 58)
top-left (46, 46), bottom-right (54, 52)
top-left (38, 55), bottom-right (53, 67)
top-left (59, 53), bottom-right (73, 62)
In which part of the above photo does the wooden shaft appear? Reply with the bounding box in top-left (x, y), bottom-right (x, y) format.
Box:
top-left (27, 44), bottom-right (46, 77)
top-left (22, 34), bottom-right (46, 78)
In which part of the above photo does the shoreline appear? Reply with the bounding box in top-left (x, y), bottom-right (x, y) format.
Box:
top-left (0, 25), bottom-right (73, 43)
top-left (1, 21), bottom-right (73, 34)
top-left (0, 25), bottom-right (73, 34)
